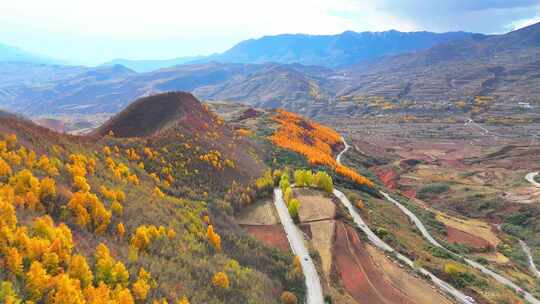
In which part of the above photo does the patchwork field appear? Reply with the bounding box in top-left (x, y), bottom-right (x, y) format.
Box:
top-left (237, 198), bottom-right (279, 225)
top-left (332, 120), bottom-right (540, 300)
top-left (296, 189), bottom-right (337, 279)
top-left (333, 222), bottom-right (415, 304)
top-left (237, 198), bottom-right (290, 251)
top-left (296, 189), bottom-right (336, 222)
top-left (243, 224), bottom-right (290, 251)
top-left (436, 212), bottom-right (500, 248)
top-left (366, 246), bottom-right (453, 304)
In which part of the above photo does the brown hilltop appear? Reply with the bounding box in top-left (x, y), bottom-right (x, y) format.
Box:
top-left (95, 91), bottom-right (265, 190)
top-left (94, 91), bottom-right (211, 138)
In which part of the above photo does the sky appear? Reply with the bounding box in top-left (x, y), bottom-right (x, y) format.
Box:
top-left (0, 0), bottom-right (539, 65)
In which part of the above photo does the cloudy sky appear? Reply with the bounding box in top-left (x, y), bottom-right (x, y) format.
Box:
top-left (1, 0), bottom-right (539, 65)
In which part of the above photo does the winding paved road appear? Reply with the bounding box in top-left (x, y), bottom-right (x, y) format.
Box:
top-left (335, 138), bottom-right (475, 304)
top-left (519, 240), bottom-right (540, 280)
top-left (337, 138), bottom-right (540, 304)
top-left (333, 188), bottom-right (475, 304)
top-left (273, 188), bottom-right (324, 304)
top-left (381, 191), bottom-right (540, 304)
top-left (522, 172), bottom-right (540, 280)
top-left (526, 172), bottom-right (540, 187)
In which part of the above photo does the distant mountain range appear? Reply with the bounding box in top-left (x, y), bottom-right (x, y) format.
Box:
top-left (100, 56), bottom-right (206, 72)
top-left (203, 30), bottom-right (474, 67)
top-left (0, 23), bottom-right (539, 119)
top-left (0, 43), bottom-right (64, 65)
top-left (338, 22), bottom-right (540, 104)
top-left (0, 29), bottom-right (475, 71)
top-left (101, 30), bottom-right (474, 70)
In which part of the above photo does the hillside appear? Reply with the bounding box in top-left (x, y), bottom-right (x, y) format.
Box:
top-left (339, 22), bottom-right (540, 104)
top-left (0, 93), bottom-right (304, 303)
top-left (95, 92), bottom-right (207, 137)
top-left (2, 90), bottom-right (539, 304)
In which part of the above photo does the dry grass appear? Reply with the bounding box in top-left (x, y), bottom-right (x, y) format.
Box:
top-left (297, 192), bottom-right (336, 222)
top-left (237, 199), bottom-right (279, 225)
top-left (309, 220), bottom-right (335, 277)
top-left (475, 252), bottom-right (509, 264)
top-left (436, 212), bottom-right (501, 247)
top-left (366, 246), bottom-right (454, 304)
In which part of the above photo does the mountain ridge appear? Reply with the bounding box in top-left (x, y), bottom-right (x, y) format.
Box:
top-left (0, 42), bottom-right (65, 65)
top-left (101, 56), bottom-right (207, 72)
top-left (199, 29), bottom-right (475, 67)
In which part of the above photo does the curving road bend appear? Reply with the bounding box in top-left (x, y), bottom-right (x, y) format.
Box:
top-left (336, 137), bottom-right (350, 164)
top-left (337, 138), bottom-right (540, 304)
top-left (273, 188), bottom-right (324, 304)
top-left (382, 191), bottom-right (540, 304)
top-left (526, 172), bottom-right (540, 188)
top-left (519, 240), bottom-right (540, 280)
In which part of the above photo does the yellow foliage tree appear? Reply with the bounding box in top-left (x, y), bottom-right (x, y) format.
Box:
top-left (83, 282), bottom-right (111, 303)
top-left (0, 281), bottom-right (21, 304)
top-left (206, 225), bottom-right (221, 252)
top-left (111, 201), bottom-right (123, 216)
top-left (94, 243), bottom-right (130, 288)
top-left (67, 191), bottom-right (111, 234)
top-left (166, 228), bottom-right (176, 240)
top-left (211, 272), bottom-right (229, 289)
top-left (5, 247), bottom-right (23, 276)
top-left (68, 254), bottom-right (94, 288)
top-left (26, 261), bottom-right (52, 301)
top-left (114, 286), bottom-right (135, 304)
top-left (176, 296), bottom-right (190, 304)
top-left (153, 187), bottom-right (165, 199)
top-left (5, 134), bottom-right (17, 149)
top-left (48, 273), bottom-right (85, 304)
top-left (117, 223), bottom-right (126, 239)
top-left (130, 225), bottom-right (165, 251)
top-left (132, 268), bottom-right (152, 301)
top-left (0, 157), bottom-right (12, 179)
top-left (103, 146), bottom-right (112, 156)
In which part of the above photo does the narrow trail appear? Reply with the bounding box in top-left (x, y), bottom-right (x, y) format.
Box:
top-left (337, 138), bottom-right (540, 304)
top-left (272, 188), bottom-right (324, 304)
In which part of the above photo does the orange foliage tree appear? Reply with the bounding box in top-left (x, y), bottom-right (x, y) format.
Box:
top-left (211, 272), bottom-right (229, 289)
top-left (206, 225), bottom-right (221, 252)
top-left (269, 109), bottom-right (374, 188)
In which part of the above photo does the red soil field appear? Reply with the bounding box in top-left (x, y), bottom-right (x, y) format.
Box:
top-left (374, 168), bottom-right (399, 189)
top-left (334, 222), bottom-right (414, 304)
top-left (446, 226), bottom-right (491, 250)
top-left (242, 224), bottom-right (290, 251)
top-left (401, 188), bottom-right (417, 199)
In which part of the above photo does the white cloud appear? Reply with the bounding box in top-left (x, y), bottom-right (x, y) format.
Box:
top-left (509, 15), bottom-right (540, 30)
top-left (0, 0), bottom-right (536, 64)
top-left (0, 0), bottom-right (412, 37)
top-left (0, 0), bottom-right (415, 63)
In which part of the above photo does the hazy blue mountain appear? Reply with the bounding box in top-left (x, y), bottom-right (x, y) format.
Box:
top-left (100, 56), bottom-right (207, 72)
top-left (0, 43), bottom-right (64, 65)
top-left (206, 30), bottom-right (475, 67)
